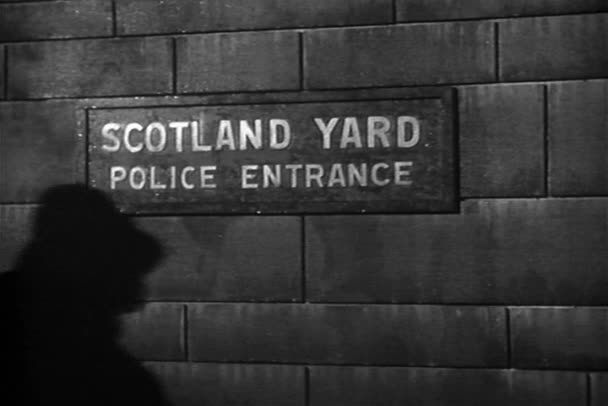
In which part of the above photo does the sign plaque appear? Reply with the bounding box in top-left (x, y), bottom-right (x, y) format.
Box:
top-left (88, 95), bottom-right (455, 214)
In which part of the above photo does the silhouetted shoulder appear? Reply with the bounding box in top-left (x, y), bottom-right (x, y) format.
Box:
top-left (8, 185), bottom-right (168, 406)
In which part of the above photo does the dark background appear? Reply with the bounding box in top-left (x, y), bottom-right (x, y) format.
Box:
top-left (0, 1), bottom-right (607, 405)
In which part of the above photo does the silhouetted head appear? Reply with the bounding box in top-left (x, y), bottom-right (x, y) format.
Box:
top-left (11, 185), bottom-right (168, 405)
top-left (20, 184), bottom-right (162, 318)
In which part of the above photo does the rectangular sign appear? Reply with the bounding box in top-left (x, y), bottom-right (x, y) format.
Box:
top-left (88, 96), bottom-right (455, 214)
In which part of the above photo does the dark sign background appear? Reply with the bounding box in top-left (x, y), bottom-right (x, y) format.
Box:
top-left (88, 96), bottom-right (455, 214)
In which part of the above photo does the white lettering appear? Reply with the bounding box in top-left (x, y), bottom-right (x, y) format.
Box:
top-left (263, 164), bottom-right (281, 188)
top-left (269, 119), bottom-right (291, 149)
top-left (305, 164), bottom-right (324, 188)
top-left (285, 164), bottom-right (303, 187)
top-left (327, 163), bottom-right (346, 187)
top-left (110, 166), bottom-right (126, 189)
top-left (150, 166), bottom-right (166, 189)
top-left (129, 166), bottom-right (146, 189)
top-left (181, 166), bottom-right (195, 189)
top-left (394, 161), bottom-right (413, 186)
top-left (169, 166), bottom-right (177, 189)
top-left (370, 162), bottom-right (390, 186)
top-left (239, 120), bottom-right (262, 150)
top-left (192, 120), bottom-right (212, 152)
top-left (200, 166), bottom-right (216, 188)
top-left (101, 123), bottom-right (121, 152)
top-left (340, 117), bottom-right (363, 149)
top-left (216, 120), bottom-right (236, 150)
top-left (314, 117), bottom-right (339, 149)
top-left (367, 116), bottom-right (391, 148)
top-left (241, 165), bottom-right (259, 188)
top-left (348, 163), bottom-right (368, 187)
top-left (397, 116), bottom-right (420, 148)
top-left (169, 121), bottom-right (189, 152)
top-left (145, 122), bottom-right (167, 152)
top-left (124, 123), bottom-right (144, 153)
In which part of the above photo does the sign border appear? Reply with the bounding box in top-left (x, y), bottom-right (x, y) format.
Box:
top-left (77, 88), bottom-right (458, 215)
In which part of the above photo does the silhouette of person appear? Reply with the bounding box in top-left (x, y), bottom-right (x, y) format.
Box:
top-left (2, 185), bottom-right (168, 406)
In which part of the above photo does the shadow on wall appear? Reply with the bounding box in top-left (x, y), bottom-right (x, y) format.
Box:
top-left (0, 185), bottom-right (169, 405)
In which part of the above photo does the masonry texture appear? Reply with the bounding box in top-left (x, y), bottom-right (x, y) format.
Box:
top-left (0, 1), bottom-right (607, 405)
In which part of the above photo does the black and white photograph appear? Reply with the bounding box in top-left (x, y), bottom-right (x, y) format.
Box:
top-left (0, 1), bottom-right (607, 405)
